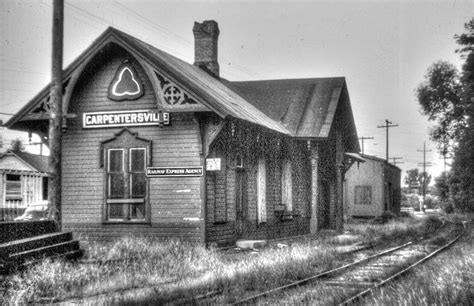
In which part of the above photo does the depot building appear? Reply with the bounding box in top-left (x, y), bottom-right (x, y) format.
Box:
top-left (6, 21), bottom-right (361, 246)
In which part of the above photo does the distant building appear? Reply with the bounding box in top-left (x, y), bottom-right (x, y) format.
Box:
top-left (6, 21), bottom-right (360, 245)
top-left (344, 154), bottom-right (401, 218)
top-left (0, 150), bottom-right (48, 221)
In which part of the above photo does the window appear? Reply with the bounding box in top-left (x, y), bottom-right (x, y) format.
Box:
top-left (6, 174), bottom-right (22, 200)
top-left (355, 186), bottom-right (372, 205)
top-left (281, 159), bottom-right (293, 211)
top-left (106, 147), bottom-right (147, 221)
top-left (257, 157), bottom-right (267, 223)
top-left (42, 177), bottom-right (48, 200)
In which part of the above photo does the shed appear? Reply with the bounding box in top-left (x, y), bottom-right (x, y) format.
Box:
top-left (0, 150), bottom-right (48, 221)
top-left (344, 154), bottom-right (401, 218)
top-left (6, 21), bottom-right (360, 245)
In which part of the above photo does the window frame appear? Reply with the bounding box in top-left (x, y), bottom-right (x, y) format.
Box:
top-left (281, 159), bottom-right (293, 211)
top-left (257, 157), bottom-right (267, 224)
top-left (354, 185), bottom-right (372, 205)
top-left (129, 147), bottom-right (147, 199)
top-left (5, 174), bottom-right (22, 200)
top-left (100, 129), bottom-right (151, 224)
top-left (105, 147), bottom-right (148, 222)
top-left (107, 148), bottom-right (125, 199)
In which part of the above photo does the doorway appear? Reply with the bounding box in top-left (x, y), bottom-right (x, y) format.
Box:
top-left (235, 169), bottom-right (247, 238)
top-left (320, 179), bottom-right (331, 229)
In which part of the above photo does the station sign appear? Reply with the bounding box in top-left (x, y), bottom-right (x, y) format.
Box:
top-left (146, 166), bottom-right (203, 177)
top-left (83, 110), bottom-right (169, 128)
top-left (206, 158), bottom-right (221, 171)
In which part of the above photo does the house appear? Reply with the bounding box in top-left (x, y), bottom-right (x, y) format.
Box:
top-left (6, 21), bottom-right (360, 245)
top-left (344, 154), bottom-right (401, 218)
top-left (0, 150), bottom-right (48, 221)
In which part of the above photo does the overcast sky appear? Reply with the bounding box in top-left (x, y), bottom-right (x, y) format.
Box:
top-left (1, 0), bottom-right (472, 182)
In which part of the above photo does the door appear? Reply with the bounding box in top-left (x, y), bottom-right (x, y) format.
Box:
top-left (320, 179), bottom-right (331, 229)
top-left (235, 169), bottom-right (247, 238)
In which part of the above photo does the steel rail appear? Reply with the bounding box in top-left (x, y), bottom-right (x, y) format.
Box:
top-left (187, 220), bottom-right (449, 304)
top-left (339, 231), bottom-right (464, 305)
top-left (231, 239), bottom-right (420, 305)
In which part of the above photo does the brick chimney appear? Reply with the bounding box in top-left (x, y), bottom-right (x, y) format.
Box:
top-left (193, 20), bottom-right (219, 77)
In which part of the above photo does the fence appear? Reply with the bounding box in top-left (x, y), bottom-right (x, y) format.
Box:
top-left (400, 206), bottom-right (415, 213)
top-left (1, 200), bottom-right (27, 221)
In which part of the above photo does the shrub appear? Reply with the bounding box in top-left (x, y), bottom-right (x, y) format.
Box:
top-left (445, 203), bottom-right (455, 214)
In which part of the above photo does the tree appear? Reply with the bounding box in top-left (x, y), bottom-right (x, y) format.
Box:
top-left (416, 61), bottom-right (466, 154)
top-left (416, 18), bottom-right (474, 212)
top-left (404, 169), bottom-right (420, 188)
top-left (419, 171), bottom-right (432, 188)
top-left (434, 172), bottom-right (449, 201)
top-left (454, 18), bottom-right (474, 56)
top-left (10, 138), bottom-right (25, 152)
top-left (404, 168), bottom-right (431, 194)
top-left (451, 18), bottom-right (474, 212)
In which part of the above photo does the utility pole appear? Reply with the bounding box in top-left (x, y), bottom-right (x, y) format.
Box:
top-left (48, 0), bottom-right (64, 228)
top-left (358, 136), bottom-right (374, 154)
top-left (417, 142), bottom-right (432, 212)
top-left (390, 157), bottom-right (404, 165)
top-left (377, 119), bottom-right (398, 162)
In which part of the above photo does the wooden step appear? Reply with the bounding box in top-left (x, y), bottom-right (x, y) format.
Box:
top-left (9, 240), bottom-right (81, 262)
top-left (0, 232), bottom-right (73, 258)
top-left (1, 248), bottom-right (84, 275)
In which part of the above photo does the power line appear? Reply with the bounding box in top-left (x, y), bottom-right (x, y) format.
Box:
top-left (390, 157), bottom-right (404, 165)
top-left (358, 136), bottom-right (374, 154)
top-left (0, 68), bottom-right (49, 76)
top-left (111, 0), bottom-right (264, 78)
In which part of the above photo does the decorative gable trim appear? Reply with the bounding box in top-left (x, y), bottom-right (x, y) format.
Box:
top-left (6, 27), bottom-right (290, 137)
top-left (108, 61), bottom-right (144, 101)
top-left (152, 71), bottom-right (208, 112)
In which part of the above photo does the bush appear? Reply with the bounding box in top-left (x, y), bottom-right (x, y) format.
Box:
top-left (444, 203), bottom-right (455, 214)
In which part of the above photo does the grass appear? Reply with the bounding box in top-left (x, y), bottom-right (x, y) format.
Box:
top-left (344, 215), bottom-right (443, 244)
top-left (2, 214), bottom-right (450, 304)
top-left (361, 221), bottom-right (473, 305)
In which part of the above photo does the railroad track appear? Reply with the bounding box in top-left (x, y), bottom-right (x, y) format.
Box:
top-left (187, 221), bottom-right (462, 305)
top-left (228, 223), bottom-right (463, 305)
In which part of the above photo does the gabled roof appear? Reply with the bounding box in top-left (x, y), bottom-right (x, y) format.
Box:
top-left (6, 26), bottom-right (359, 143)
top-left (226, 77), bottom-right (347, 138)
top-left (359, 153), bottom-right (401, 171)
top-left (6, 27), bottom-right (290, 136)
top-left (0, 150), bottom-right (48, 173)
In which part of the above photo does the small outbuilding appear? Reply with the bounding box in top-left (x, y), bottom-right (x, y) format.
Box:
top-left (6, 21), bottom-right (360, 245)
top-left (344, 154), bottom-right (401, 218)
top-left (0, 150), bottom-right (48, 221)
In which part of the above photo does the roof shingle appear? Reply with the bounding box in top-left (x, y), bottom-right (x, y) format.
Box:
top-left (227, 77), bottom-right (346, 138)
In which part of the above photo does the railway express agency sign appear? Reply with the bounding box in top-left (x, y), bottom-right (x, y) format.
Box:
top-left (146, 167), bottom-right (203, 177)
top-left (83, 110), bottom-right (169, 128)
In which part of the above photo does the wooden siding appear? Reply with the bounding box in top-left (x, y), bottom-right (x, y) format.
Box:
top-left (1, 170), bottom-right (46, 220)
top-left (205, 124), bottom-right (311, 247)
top-left (344, 158), bottom-right (384, 217)
top-left (0, 156), bottom-right (36, 172)
top-left (61, 46), bottom-right (202, 242)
